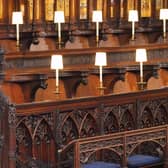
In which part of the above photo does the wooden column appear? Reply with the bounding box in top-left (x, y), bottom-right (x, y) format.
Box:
top-left (70, 0), bottom-right (76, 24)
top-left (88, 0), bottom-right (94, 21)
top-left (102, 0), bottom-right (107, 22)
top-left (164, 0), bottom-right (168, 8)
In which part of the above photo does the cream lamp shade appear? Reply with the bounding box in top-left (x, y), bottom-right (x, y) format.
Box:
top-left (92, 10), bottom-right (103, 22)
top-left (136, 49), bottom-right (147, 62)
top-left (51, 55), bottom-right (63, 69)
top-left (128, 10), bottom-right (139, 22)
top-left (12, 11), bottom-right (23, 24)
top-left (95, 52), bottom-right (107, 66)
top-left (160, 9), bottom-right (168, 20)
top-left (54, 11), bottom-right (65, 23)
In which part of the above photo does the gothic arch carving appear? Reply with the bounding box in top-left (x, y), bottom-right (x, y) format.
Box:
top-left (80, 113), bottom-right (97, 138)
top-left (33, 119), bottom-right (54, 140)
top-left (62, 109), bottom-right (88, 131)
top-left (128, 141), bottom-right (165, 158)
top-left (104, 111), bottom-right (119, 134)
top-left (120, 109), bottom-right (135, 131)
top-left (104, 106), bottom-right (119, 120)
top-left (32, 119), bottom-right (55, 165)
top-left (16, 122), bottom-right (32, 162)
top-left (61, 116), bottom-right (78, 145)
top-left (154, 105), bottom-right (168, 125)
top-left (140, 107), bottom-right (154, 128)
top-left (109, 77), bottom-right (125, 93)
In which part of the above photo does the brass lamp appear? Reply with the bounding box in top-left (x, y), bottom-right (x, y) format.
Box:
top-left (160, 9), bottom-right (168, 39)
top-left (54, 11), bottom-right (65, 48)
top-left (92, 10), bottom-right (103, 46)
top-left (51, 55), bottom-right (63, 94)
top-left (136, 49), bottom-right (147, 90)
top-left (95, 52), bottom-right (107, 95)
top-left (128, 10), bottom-right (138, 41)
top-left (12, 11), bottom-right (23, 47)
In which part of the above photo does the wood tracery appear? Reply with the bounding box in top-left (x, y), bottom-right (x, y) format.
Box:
top-left (15, 88), bottom-right (168, 167)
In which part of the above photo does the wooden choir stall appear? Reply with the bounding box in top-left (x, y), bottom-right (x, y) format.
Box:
top-left (1, 0), bottom-right (168, 168)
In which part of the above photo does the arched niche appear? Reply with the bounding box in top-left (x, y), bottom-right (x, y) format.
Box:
top-left (16, 122), bottom-right (32, 163)
top-left (155, 105), bottom-right (168, 125)
top-left (120, 109), bottom-right (135, 131)
top-left (112, 79), bottom-right (126, 94)
top-left (147, 76), bottom-right (162, 90)
top-left (33, 119), bottom-right (55, 164)
top-left (140, 107), bottom-right (154, 128)
top-left (80, 113), bottom-right (97, 138)
top-left (61, 116), bottom-right (78, 145)
top-left (130, 141), bottom-right (164, 159)
top-left (104, 111), bottom-right (119, 134)
top-left (35, 78), bottom-right (66, 101)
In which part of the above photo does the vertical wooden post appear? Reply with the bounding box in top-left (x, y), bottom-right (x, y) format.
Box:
top-left (74, 142), bottom-right (80, 168)
top-left (103, 0), bottom-right (107, 22)
top-left (8, 104), bottom-right (16, 168)
top-left (88, 0), bottom-right (94, 21)
top-left (122, 133), bottom-right (128, 168)
top-left (70, 0), bottom-right (76, 24)
top-left (164, 126), bottom-right (168, 168)
top-left (164, 0), bottom-right (168, 8)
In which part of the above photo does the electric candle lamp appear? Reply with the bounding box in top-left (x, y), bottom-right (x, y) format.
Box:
top-left (128, 10), bottom-right (138, 40)
top-left (51, 55), bottom-right (63, 94)
top-left (12, 11), bottom-right (23, 47)
top-left (54, 11), bottom-right (65, 48)
top-left (136, 49), bottom-right (147, 89)
top-left (92, 10), bottom-right (103, 46)
top-left (95, 52), bottom-right (107, 95)
top-left (160, 9), bottom-right (168, 39)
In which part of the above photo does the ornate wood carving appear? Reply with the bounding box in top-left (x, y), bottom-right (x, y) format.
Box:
top-left (16, 112), bottom-right (55, 166)
top-left (0, 90), bottom-right (16, 168)
top-left (15, 88), bottom-right (168, 167)
top-left (138, 98), bottom-right (168, 128)
top-left (126, 129), bottom-right (166, 156)
top-left (75, 126), bottom-right (167, 168)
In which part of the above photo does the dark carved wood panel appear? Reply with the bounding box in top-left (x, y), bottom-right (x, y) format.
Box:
top-left (0, 91), bottom-right (16, 168)
top-left (15, 87), bottom-right (168, 167)
top-left (16, 112), bottom-right (55, 167)
top-left (75, 125), bottom-right (168, 168)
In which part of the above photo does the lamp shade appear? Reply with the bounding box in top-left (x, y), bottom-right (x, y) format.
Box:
top-left (12, 11), bottom-right (23, 24)
top-left (160, 9), bottom-right (168, 20)
top-left (54, 11), bottom-right (65, 23)
top-left (95, 52), bottom-right (107, 66)
top-left (128, 10), bottom-right (138, 22)
top-left (92, 10), bottom-right (103, 22)
top-left (136, 49), bottom-right (147, 62)
top-left (51, 55), bottom-right (63, 69)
